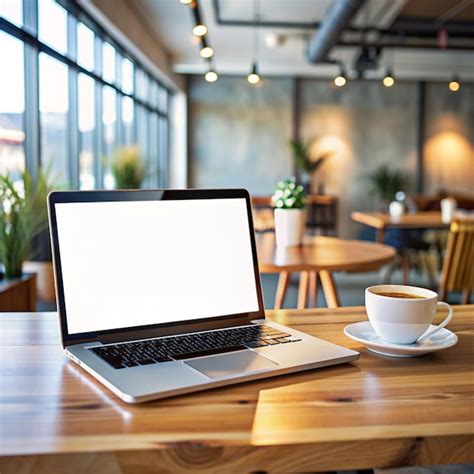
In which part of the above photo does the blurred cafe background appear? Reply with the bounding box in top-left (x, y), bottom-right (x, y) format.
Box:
top-left (0, 0), bottom-right (473, 312)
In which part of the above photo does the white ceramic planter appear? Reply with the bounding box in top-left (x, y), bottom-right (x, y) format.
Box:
top-left (274, 208), bottom-right (306, 247)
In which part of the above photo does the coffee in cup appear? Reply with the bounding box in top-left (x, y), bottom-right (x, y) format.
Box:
top-left (365, 285), bottom-right (453, 345)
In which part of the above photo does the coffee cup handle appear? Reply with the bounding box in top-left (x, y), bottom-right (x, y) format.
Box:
top-left (416, 302), bottom-right (453, 343)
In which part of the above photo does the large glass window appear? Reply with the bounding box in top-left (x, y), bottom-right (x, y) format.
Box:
top-left (0, 32), bottom-right (25, 184)
top-left (148, 112), bottom-right (159, 187)
top-left (102, 42), bottom-right (116, 84)
top-left (38, 0), bottom-right (68, 54)
top-left (0, 0), bottom-right (170, 192)
top-left (78, 74), bottom-right (95, 190)
top-left (122, 57), bottom-right (134, 95)
top-left (159, 116), bottom-right (168, 186)
top-left (39, 53), bottom-right (69, 184)
top-left (122, 96), bottom-right (135, 145)
top-left (102, 86), bottom-right (117, 189)
top-left (77, 22), bottom-right (95, 71)
top-left (136, 104), bottom-right (148, 183)
top-left (0, 0), bottom-right (23, 26)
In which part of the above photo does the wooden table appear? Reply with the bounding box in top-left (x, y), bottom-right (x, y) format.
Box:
top-left (1, 307), bottom-right (473, 473)
top-left (351, 211), bottom-right (449, 243)
top-left (256, 234), bottom-right (396, 309)
top-left (252, 194), bottom-right (338, 234)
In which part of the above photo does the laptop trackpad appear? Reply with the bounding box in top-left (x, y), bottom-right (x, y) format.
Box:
top-left (184, 349), bottom-right (279, 379)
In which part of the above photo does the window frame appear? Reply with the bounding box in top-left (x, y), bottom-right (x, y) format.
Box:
top-left (0, 0), bottom-right (170, 189)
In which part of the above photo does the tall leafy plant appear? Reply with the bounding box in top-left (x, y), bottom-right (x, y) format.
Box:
top-left (368, 165), bottom-right (405, 206)
top-left (0, 169), bottom-right (53, 278)
top-left (289, 139), bottom-right (332, 176)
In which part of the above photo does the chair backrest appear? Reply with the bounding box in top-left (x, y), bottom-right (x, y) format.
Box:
top-left (439, 218), bottom-right (474, 301)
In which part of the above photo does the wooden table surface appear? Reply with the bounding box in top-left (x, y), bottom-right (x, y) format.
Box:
top-left (351, 211), bottom-right (449, 243)
top-left (1, 307), bottom-right (473, 473)
top-left (256, 234), bottom-right (396, 273)
top-left (256, 234), bottom-right (396, 308)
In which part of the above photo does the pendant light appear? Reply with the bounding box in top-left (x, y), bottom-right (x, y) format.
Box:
top-left (449, 76), bottom-right (460, 92)
top-left (334, 65), bottom-right (347, 87)
top-left (247, 0), bottom-right (261, 85)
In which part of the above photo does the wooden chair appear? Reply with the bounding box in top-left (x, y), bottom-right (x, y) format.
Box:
top-left (439, 218), bottom-right (474, 304)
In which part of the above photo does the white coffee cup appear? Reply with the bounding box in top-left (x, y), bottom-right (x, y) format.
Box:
top-left (365, 285), bottom-right (453, 345)
top-left (389, 201), bottom-right (404, 222)
top-left (441, 197), bottom-right (457, 224)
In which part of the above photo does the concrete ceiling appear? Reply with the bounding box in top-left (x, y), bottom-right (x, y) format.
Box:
top-left (129, 0), bottom-right (474, 81)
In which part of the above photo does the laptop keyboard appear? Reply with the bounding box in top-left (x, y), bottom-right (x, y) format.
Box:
top-left (89, 325), bottom-right (302, 369)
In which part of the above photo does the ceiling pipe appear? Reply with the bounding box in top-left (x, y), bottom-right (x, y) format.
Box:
top-left (307, 0), bottom-right (365, 63)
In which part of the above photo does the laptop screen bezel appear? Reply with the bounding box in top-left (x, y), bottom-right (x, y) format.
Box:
top-left (48, 189), bottom-right (266, 348)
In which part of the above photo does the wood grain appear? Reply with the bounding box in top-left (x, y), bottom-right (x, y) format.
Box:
top-left (256, 234), bottom-right (395, 308)
top-left (351, 211), bottom-right (449, 244)
top-left (256, 234), bottom-right (396, 273)
top-left (0, 306), bottom-right (473, 473)
top-left (351, 211), bottom-right (448, 230)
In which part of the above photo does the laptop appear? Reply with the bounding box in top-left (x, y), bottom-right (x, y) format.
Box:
top-left (48, 189), bottom-right (359, 403)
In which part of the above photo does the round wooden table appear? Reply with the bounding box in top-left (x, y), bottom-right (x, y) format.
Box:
top-left (256, 234), bottom-right (396, 309)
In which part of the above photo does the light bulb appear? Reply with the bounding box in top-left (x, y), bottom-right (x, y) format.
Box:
top-left (383, 75), bottom-right (395, 87)
top-left (449, 80), bottom-right (460, 92)
top-left (247, 72), bottom-right (260, 84)
top-left (192, 24), bottom-right (207, 37)
top-left (334, 75), bottom-right (346, 87)
top-left (179, 0), bottom-right (192, 4)
top-left (205, 70), bottom-right (218, 82)
top-left (247, 63), bottom-right (261, 84)
top-left (200, 46), bottom-right (214, 58)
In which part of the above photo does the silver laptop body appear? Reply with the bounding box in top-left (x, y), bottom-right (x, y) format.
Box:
top-left (48, 189), bottom-right (358, 403)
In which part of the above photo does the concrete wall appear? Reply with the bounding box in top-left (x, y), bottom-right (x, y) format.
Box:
top-left (424, 83), bottom-right (474, 195)
top-left (189, 76), bottom-right (293, 193)
top-left (188, 76), bottom-right (474, 238)
top-left (299, 79), bottom-right (418, 238)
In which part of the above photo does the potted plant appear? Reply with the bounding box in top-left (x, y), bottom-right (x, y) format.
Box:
top-left (111, 145), bottom-right (145, 189)
top-left (0, 169), bottom-right (53, 280)
top-left (368, 165), bottom-right (406, 211)
top-left (289, 139), bottom-right (333, 194)
top-left (271, 177), bottom-right (307, 247)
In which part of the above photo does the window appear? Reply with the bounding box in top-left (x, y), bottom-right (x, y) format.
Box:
top-left (136, 104), bottom-right (148, 183)
top-left (148, 112), bottom-right (159, 187)
top-left (136, 68), bottom-right (149, 102)
top-left (77, 22), bottom-right (95, 71)
top-left (0, 0), bottom-right (170, 192)
top-left (78, 74), bottom-right (95, 190)
top-left (38, 0), bottom-right (68, 54)
top-left (102, 42), bottom-right (116, 84)
top-left (122, 57), bottom-right (134, 94)
top-left (102, 86), bottom-right (117, 189)
top-left (122, 96), bottom-right (135, 145)
top-left (0, 32), bottom-right (25, 184)
top-left (39, 53), bottom-right (69, 184)
top-left (159, 116), bottom-right (168, 187)
top-left (0, 0), bottom-right (23, 26)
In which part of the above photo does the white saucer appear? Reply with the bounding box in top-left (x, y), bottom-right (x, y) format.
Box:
top-left (343, 321), bottom-right (458, 358)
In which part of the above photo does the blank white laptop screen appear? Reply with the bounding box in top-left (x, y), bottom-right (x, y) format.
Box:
top-left (55, 198), bottom-right (259, 335)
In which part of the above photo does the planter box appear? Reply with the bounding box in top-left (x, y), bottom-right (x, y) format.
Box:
top-left (0, 273), bottom-right (37, 312)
